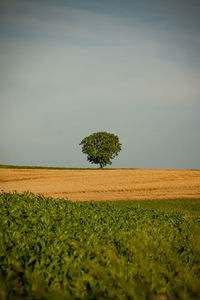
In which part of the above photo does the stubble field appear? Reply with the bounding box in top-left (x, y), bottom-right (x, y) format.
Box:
top-left (0, 168), bottom-right (200, 201)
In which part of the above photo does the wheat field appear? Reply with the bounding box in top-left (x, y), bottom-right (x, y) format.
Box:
top-left (0, 168), bottom-right (200, 201)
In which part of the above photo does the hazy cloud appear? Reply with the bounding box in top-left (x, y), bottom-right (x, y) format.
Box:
top-left (0, 0), bottom-right (200, 168)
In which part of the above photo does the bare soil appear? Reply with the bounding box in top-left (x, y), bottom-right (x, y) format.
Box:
top-left (0, 168), bottom-right (200, 201)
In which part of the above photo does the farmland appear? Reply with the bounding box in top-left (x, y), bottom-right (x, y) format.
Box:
top-left (0, 192), bottom-right (200, 299)
top-left (1, 167), bottom-right (200, 299)
top-left (0, 168), bottom-right (200, 201)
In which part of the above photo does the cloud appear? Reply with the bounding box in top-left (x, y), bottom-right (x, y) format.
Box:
top-left (0, 0), bottom-right (200, 168)
top-left (1, 38), bottom-right (199, 108)
top-left (1, 0), bottom-right (200, 48)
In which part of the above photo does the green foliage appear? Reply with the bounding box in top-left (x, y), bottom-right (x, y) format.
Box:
top-left (80, 131), bottom-right (122, 168)
top-left (0, 192), bottom-right (200, 299)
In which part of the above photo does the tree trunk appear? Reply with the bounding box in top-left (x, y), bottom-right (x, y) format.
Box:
top-left (100, 163), bottom-right (103, 168)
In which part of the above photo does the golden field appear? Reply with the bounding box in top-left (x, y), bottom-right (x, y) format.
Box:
top-left (0, 168), bottom-right (200, 201)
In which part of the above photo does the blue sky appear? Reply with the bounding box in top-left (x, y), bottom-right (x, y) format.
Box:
top-left (0, 0), bottom-right (200, 168)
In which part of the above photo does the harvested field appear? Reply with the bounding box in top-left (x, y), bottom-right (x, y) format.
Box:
top-left (0, 168), bottom-right (200, 201)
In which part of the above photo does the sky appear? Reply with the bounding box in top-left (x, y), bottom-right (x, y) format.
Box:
top-left (0, 0), bottom-right (200, 169)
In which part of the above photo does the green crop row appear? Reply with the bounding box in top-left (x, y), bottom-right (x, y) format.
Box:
top-left (0, 192), bottom-right (200, 299)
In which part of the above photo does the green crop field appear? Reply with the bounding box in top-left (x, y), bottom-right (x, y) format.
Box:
top-left (0, 192), bottom-right (200, 299)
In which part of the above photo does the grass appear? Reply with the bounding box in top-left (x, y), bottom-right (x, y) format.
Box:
top-left (0, 164), bottom-right (86, 170)
top-left (0, 192), bottom-right (200, 299)
top-left (1, 165), bottom-right (198, 171)
top-left (0, 164), bottom-right (139, 170)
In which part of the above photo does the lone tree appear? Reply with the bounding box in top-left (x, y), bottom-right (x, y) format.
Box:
top-left (80, 131), bottom-right (121, 168)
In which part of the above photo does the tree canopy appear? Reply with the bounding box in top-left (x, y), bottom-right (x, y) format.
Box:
top-left (79, 131), bottom-right (121, 168)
